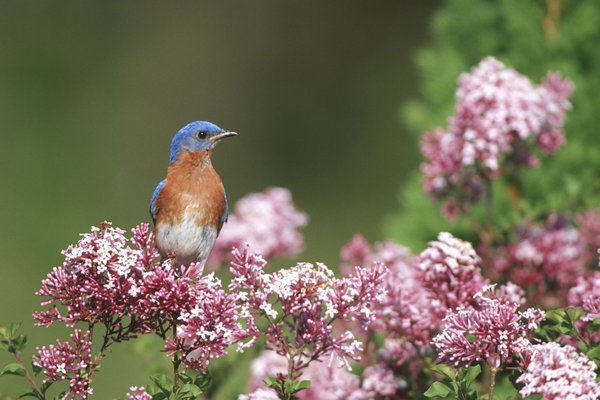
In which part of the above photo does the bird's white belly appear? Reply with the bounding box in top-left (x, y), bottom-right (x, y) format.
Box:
top-left (156, 214), bottom-right (217, 268)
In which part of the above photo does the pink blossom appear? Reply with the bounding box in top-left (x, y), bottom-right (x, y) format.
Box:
top-left (33, 222), bottom-right (156, 328)
top-left (568, 271), bottom-right (600, 312)
top-left (421, 57), bottom-right (573, 216)
top-left (166, 272), bottom-right (252, 371)
top-left (433, 285), bottom-right (544, 368)
top-left (490, 214), bottom-right (586, 306)
top-left (564, 271), bottom-right (600, 345)
top-left (576, 209), bottom-right (600, 264)
top-left (418, 232), bottom-right (488, 318)
top-left (340, 235), bottom-right (436, 348)
top-left (126, 386), bottom-right (152, 400)
top-left (517, 343), bottom-right (600, 400)
top-left (229, 244), bottom-right (387, 372)
top-left (208, 188), bottom-right (308, 267)
top-left (35, 222), bottom-right (253, 372)
top-left (358, 364), bottom-right (397, 398)
top-left (33, 329), bottom-right (94, 399)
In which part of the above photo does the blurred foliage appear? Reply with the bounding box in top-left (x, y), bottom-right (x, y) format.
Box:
top-left (386, 0), bottom-right (600, 250)
top-left (0, 1), bottom-right (438, 398)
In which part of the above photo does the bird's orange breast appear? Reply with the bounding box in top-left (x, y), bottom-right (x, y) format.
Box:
top-left (155, 151), bottom-right (226, 229)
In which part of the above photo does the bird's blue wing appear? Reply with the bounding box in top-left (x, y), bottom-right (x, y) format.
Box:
top-left (218, 187), bottom-right (229, 232)
top-left (150, 179), bottom-right (166, 224)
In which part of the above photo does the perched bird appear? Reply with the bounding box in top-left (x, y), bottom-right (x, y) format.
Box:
top-left (150, 121), bottom-right (237, 267)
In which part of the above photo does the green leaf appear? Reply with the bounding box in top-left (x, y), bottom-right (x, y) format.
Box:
top-left (40, 381), bottom-right (53, 394)
top-left (150, 393), bottom-right (168, 400)
top-left (424, 381), bottom-right (453, 398)
top-left (150, 374), bottom-right (173, 396)
top-left (17, 390), bottom-right (39, 399)
top-left (589, 317), bottom-right (600, 334)
top-left (429, 364), bottom-right (456, 380)
top-left (264, 376), bottom-right (278, 389)
top-left (292, 380), bottom-right (311, 393)
top-left (178, 372), bottom-right (192, 384)
top-left (463, 364), bottom-right (481, 388)
top-left (284, 379), bottom-right (294, 394)
top-left (9, 335), bottom-right (27, 353)
top-left (8, 323), bottom-right (21, 338)
top-left (565, 308), bottom-right (584, 324)
top-left (175, 383), bottom-right (203, 399)
top-left (544, 309), bottom-right (566, 324)
top-left (587, 345), bottom-right (600, 361)
top-left (193, 374), bottom-right (211, 391)
top-left (54, 392), bottom-right (67, 400)
top-left (0, 363), bottom-right (26, 377)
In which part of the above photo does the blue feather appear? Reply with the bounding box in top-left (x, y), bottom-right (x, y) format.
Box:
top-left (150, 179), bottom-right (166, 223)
top-left (218, 188), bottom-right (229, 232)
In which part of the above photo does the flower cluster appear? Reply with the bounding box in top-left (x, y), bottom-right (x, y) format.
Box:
top-left (208, 187), bottom-right (308, 267)
top-left (421, 56), bottom-right (573, 217)
top-left (418, 232), bottom-right (487, 318)
top-left (32, 330), bottom-right (94, 399)
top-left (576, 209), bottom-right (600, 264)
top-left (229, 244), bottom-right (387, 372)
top-left (489, 214), bottom-right (587, 306)
top-left (569, 268), bottom-right (600, 345)
top-left (33, 222), bottom-right (158, 328)
top-left (165, 272), bottom-right (251, 370)
top-left (517, 343), bottom-right (600, 400)
top-left (340, 234), bottom-right (435, 364)
top-left (433, 285), bottom-right (544, 368)
top-left (34, 222), bottom-right (251, 371)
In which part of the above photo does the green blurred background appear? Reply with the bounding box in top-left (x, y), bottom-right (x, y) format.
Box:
top-left (0, 1), bottom-right (438, 397)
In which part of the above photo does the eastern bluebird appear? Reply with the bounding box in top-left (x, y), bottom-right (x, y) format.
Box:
top-left (150, 121), bottom-right (237, 267)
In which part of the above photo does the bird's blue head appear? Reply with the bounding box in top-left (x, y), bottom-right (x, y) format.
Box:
top-left (169, 121), bottom-right (237, 163)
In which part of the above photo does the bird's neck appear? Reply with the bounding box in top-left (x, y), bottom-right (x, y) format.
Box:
top-left (170, 150), bottom-right (214, 170)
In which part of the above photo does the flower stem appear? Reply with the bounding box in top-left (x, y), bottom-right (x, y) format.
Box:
top-left (488, 366), bottom-right (497, 400)
top-left (10, 342), bottom-right (44, 399)
top-left (172, 321), bottom-right (180, 392)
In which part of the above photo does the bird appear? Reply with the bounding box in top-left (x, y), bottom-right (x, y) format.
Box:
top-left (150, 120), bottom-right (237, 268)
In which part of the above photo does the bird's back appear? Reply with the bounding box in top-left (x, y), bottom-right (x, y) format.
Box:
top-left (153, 150), bottom-right (227, 267)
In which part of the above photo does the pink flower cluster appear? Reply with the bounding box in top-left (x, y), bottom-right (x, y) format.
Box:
top-left (33, 330), bottom-right (93, 399)
top-left (33, 222), bottom-right (159, 328)
top-left (489, 214), bottom-right (587, 306)
top-left (517, 343), bottom-right (600, 400)
top-left (34, 222), bottom-right (251, 371)
top-left (569, 270), bottom-right (600, 320)
top-left (208, 187), bottom-right (308, 267)
top-left (339, 232), bottom-right (488, 365)
top-left (229, 244), bottom-right (387, 371)
top-left (418, 232), bottom-right (488, 317)
top-left (433, 285), bottom-right (544, 368)
top-left (165, 271), bottom-right (251, 371)
top-left (576, 209), bottom-right (600, 264)
top-left (421, 56), bottom-right (573, 216)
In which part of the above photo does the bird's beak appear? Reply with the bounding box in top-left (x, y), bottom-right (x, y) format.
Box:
top-left (210, 131), bottom-right (238, 142)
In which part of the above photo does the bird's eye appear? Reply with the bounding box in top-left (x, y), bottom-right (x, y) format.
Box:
top-left (197, 131), bottom-right (208, 139)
